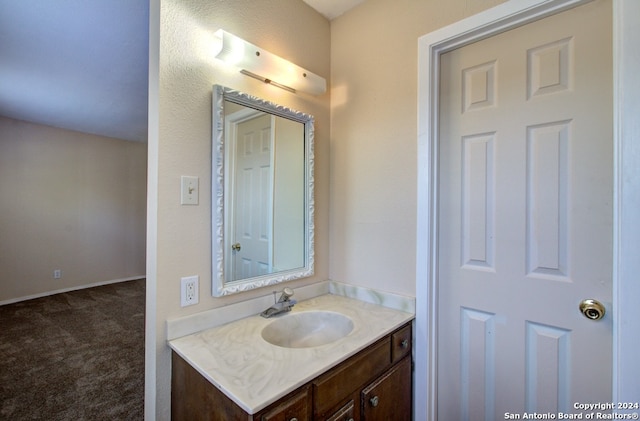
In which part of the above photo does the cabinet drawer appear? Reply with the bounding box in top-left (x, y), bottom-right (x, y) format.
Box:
top-left (391, 324), bottom-right (412, 364)
top-left (313, 337), bottom-right (391, 418)
top-left (259, 385), bottom-right (312, 421)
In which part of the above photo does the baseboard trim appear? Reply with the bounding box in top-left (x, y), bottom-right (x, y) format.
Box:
top-left (0, 276), bottom-right (146, 306)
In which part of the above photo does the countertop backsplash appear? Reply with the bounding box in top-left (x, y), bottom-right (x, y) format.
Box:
top-left (166, 280), bottom-right (415, 341)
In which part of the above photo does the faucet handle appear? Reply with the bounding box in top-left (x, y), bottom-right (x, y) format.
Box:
top-left (276, 287), bottom-right (294, 303)
top-left (271, 287), bottom-right (295, 304)
top-left (282, 287), bottom-right (294, 299)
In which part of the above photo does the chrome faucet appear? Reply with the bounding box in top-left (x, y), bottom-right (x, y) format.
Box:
top-left (260, 287), bottom-right (297, 318)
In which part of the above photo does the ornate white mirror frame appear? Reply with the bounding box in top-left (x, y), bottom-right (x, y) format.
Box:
top-left (211, 85), bottom-right (315, 296)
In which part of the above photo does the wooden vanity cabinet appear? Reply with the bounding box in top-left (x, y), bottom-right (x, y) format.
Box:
top-left (171, 322), bottom-right (412, 421)
top-left (316, 323), bottom-right (413, 421)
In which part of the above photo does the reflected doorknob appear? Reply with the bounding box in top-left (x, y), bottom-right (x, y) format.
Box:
top-left (231, 243), bottom-right (241, 252)
top-left (579, 299), bottom-right (606, 321)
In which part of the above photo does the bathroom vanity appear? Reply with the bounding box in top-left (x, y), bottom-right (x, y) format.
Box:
top-left (169, 294), bottom-right (414, 420)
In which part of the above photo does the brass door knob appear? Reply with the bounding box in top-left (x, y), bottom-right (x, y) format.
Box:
top-left (579, 299), bottom-right (606, 321)
top-left (231, 243), bottom-right (241, 252)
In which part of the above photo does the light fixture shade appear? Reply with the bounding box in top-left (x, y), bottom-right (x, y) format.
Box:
top-left (212, 29), bottom-right (327, 95)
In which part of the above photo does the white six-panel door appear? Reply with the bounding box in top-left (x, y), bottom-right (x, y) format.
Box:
top-left (232, 113), bottom-right (274, 281)
top-left (437, 0), bottom-right (612, 418)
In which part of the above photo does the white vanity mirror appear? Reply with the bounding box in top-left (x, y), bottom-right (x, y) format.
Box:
top-left (211, 85), bottom-right (314, 296)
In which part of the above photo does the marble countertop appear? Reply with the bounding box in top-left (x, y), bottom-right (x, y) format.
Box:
top-left (168, 293), bottom-right (414, 414)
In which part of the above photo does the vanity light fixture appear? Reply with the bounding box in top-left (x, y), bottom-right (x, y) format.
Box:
top-left (212, 29), bottom-right (326, 95)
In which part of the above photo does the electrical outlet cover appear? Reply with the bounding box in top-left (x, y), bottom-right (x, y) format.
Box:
top-left (180, 275), bottom-right (199, 307)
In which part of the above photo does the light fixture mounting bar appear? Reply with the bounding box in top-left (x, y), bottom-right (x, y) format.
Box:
top-left (213, 29), bottom-right (326, 95)
top-left (240, 69), bottom-right (297, 94)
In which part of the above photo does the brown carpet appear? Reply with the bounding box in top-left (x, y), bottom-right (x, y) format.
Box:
top-left (0, 279), bottom-right (145, 420)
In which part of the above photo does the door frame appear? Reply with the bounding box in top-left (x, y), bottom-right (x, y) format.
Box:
top-left (415, 1), bottom-right (640, 419)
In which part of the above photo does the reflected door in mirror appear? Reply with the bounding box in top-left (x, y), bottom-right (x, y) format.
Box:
top-left (230, 113), bottom-right (274, 281)
top-left (226, 109), bottom-right (305, 282)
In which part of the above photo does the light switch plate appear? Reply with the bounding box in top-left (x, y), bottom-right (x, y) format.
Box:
top-left (181, 176), bottom-right (199, 205)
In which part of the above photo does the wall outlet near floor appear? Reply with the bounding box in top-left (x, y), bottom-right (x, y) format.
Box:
top-left (53, 269), bottom-right (62, 279)
top-left (180, 275), bottom-right (199, 307)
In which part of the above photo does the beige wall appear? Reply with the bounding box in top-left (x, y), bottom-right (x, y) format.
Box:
top-left (150, 0), bottom-right (330, 417)
top-left (0, 116), bottom-right (147, 302)
top-left (329, 0), bottom-right (506, 296)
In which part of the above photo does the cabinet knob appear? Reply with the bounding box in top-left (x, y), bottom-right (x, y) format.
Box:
top-left (370, 395), bottom-right (379, 407)
top-left (401, 339), bottom-right (409, 349)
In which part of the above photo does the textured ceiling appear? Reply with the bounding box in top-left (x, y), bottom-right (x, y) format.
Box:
top-left (0, 0), bottom-right (149, 142)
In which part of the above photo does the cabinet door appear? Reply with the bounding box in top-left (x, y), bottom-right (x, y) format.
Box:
top-left (361, 356), bottom-right (412, 421)
top-left (259, 385), bottom-right (311, 421)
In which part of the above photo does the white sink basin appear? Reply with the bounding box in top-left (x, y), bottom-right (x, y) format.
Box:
top-left (261, 311), bottom-right (354, 348)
